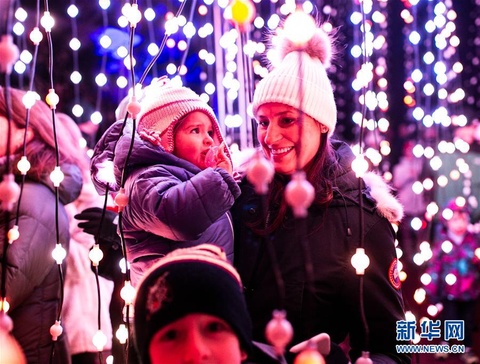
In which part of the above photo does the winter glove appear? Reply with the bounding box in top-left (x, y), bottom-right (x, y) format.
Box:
top-left (75, 207), bottom-right (120, 245)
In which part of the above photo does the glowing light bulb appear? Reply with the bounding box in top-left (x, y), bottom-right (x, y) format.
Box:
top-left (0, 298), bottom-right (10, 313)
top-left (246, 151), bottom-right (274, 194)
top-left (120, 281), bottom-right (136, 305)
top-left (122, 3), bottom-right (141, 26)
top-left (355, 351), bottom-right (373, 364)
top-left (351, 154), bottom-right (369, 178)
top-left (8, 225), bottom-right (20, 244)
top-left (40, 11), bottom-right (55, 32)
top-left (285, 171), bottom-right (315, 218)
top-left (351, 248), bottom-right (370, 275)
top-left (116, 324), bottom-right (128, 344)
top-left (22, 90), bottom-right (39, 109)
top-left (52, 243), bottom-right (67, 264)
top-left (92, 330), bottom-right (108, 351)
top-left (89, 244), bottom-right (104, 266)
top-left (283, 9), bottom-right (316, 46)
top-left (17, 156), bottom-right (31, 175)
top-left (50, 320), bottom-right (63, 341)
top-left (45, 89), bottom-right (59, 108)
top-left (265, 310), bottom-right (293, 356)
top-left (0, 174), bottom-right (21, 211)
top-left (50, 166), bottom-right (64, 187)
top-left (29, 27), bottom-right (43, 45)
top-left (0, 35), bottom-right (20, 74)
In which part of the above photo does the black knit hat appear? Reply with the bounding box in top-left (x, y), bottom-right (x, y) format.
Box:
top-left (133, 244), bottom-right (253, 364)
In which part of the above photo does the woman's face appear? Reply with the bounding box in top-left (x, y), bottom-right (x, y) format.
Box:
top-left (173, 111), bottom-right (218, 170)
top-left (149, 313), bottom-right (247, 364)
top-left (255, 103), bottom-right (322, 175)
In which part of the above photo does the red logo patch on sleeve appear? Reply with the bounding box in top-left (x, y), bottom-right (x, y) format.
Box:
top-left (388, 258), bottom-right (401, 290)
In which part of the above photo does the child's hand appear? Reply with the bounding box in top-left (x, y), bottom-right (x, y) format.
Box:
top-left (214, 142), bottom-right (233, 175)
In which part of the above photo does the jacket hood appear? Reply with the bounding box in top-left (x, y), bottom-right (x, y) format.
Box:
top-left (1, 157), bottom-right (82, 206)
top-left (91, 120), bottom-right (233, 196)
top-left (330, 140), bottom-right (403, 223)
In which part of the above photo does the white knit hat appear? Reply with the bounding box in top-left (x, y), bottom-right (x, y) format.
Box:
top-left (252, 27), bottom-right (337, 137)
top-left (137, 80), bottom-right (222, 153)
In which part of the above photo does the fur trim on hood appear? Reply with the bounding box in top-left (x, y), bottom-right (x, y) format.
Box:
top-left (363, 172), bottom-right (404, 223)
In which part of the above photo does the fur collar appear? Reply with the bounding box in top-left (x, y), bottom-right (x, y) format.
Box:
top-left (363, 172), bottom-right (404, 223)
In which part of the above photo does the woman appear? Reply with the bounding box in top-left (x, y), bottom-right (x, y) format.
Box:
top-left (0, 87), bottom-right (83, 363)
top-left (231, 23), bottom-right (410, 363)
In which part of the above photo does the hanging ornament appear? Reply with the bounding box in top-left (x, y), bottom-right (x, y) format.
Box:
top-left (265, 309), bottom-right (293, 356)
top-left (127, 96), bottom-right (141, 119)
top-left (355, 351), bottom-right (373, 364)
top-left (294, 341), bottom-right (326, 364)
top-left (115, 187), bottom-right (129, 211)
top-left (246, 151), bottom-right (274, 195)
top-left (50, 320), bottom-right (63, 341)
top-left (0, 309), bottom-right (13, 332)
top-left (225, 0), bottom-right (256, 32)
top-left (0, 35), bottom-right (20, 74)
top-left (285, 171), bottom-right (315, 218)
top-left (0, 174), bottom-right (21, 211)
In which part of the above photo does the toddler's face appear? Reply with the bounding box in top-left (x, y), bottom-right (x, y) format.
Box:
top-left (173, 111), bottom-right (219, 169)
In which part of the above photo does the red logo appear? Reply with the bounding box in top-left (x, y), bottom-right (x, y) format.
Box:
top-left (388, 258), bottom-right (401, 290)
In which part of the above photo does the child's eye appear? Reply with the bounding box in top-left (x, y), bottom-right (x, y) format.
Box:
top-left (206, 320), bottom-right (230, 333)
top-left (208, 130), bottom-right (214, 138)
top-left (190, 128), bottom-right (200, 134)
top-left (158, 329), bottom-right (178, 342)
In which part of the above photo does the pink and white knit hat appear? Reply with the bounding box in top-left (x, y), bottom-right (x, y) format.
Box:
top-left (252, 27), bottom-right (337, 137)
top-left (137, 80), bottom-right (223, 153)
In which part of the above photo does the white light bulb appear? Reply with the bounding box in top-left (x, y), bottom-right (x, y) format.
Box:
top-left (351, 248), bottom-right (370, 275)
top-left (52, 244), bottom-right (67, 264)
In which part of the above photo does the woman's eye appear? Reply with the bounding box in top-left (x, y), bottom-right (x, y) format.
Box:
top-left (257, 120), bottom-right (268, 127)
top-left (280, 117), bottom-right (296, 125)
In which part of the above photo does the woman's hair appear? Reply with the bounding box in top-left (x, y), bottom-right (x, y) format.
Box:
top-left (253, 133), bottom-right (338, 235)
top-left (0, 87), bottom-right (88, 181)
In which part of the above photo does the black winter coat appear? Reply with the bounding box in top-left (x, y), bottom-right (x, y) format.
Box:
top-left (232, 141), bottom-right (410, 364)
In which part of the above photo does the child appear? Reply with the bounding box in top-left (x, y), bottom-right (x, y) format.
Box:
top-left (89, 78), bottom-right (240, 286)
top-left (133, 244), bottom-right (283, 364)
top-left (424, 197), bottom-right (480, 363)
